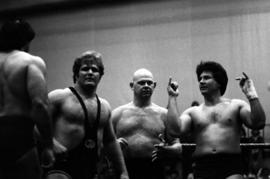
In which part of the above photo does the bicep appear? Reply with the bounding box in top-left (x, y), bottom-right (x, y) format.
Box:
top-left (48, 92), bottom-right (61, 123)
top-left (180, 112), bottom-right (192, 134)
top-left (103, 103), bottom-right (117, 143)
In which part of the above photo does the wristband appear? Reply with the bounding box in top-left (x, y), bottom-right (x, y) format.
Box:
top-left (242, 79), bottom-right (258, 100)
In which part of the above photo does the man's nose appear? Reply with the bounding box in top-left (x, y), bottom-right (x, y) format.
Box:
top-left (199, 78), bottom-right (205, 83)
top-left (87, 69), bottom-right (94, 74)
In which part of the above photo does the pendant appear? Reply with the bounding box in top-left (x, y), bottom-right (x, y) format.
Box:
top-left (84, 139), bottom-right (96, 149)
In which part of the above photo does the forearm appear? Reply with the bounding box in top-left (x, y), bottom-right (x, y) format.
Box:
top-left (32, 99), bottom-right (53, 148)
top-left (249, 98), bottom-right (266, 129)
top-left (106, 140), bottom-right (128, 177)
top-left (237, 75), bottom-right (266, 130)
top-left (167, 96), bottom-right (181, 137)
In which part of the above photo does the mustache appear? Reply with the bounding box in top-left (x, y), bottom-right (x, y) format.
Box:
top-left (142, 87), bottom-right (152, 91)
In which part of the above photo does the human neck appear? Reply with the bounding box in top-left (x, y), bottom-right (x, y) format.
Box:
top-left (74, 84), bottom-right (96, 98)
top-left (203, 92), bottom-right (222, 106)
top-left (133, 97), bottom-right (151, 108)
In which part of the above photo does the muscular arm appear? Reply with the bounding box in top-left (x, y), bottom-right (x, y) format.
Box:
top-left (27, 58), bottom-right (53, 148)
top-left (48, 89), bottom-right (69, 154)
top-left (237, 73), bottom-right (266, 130)
top-left (111, 107), bottom-right (121, 133)
top-left (103, 103), bottom-right (129, 178)
top-left (166, 95), bottom-right (181, 137)
top-left (167, 95), bottom-right (193, 138)
top-left (48, 89), bottom-right (63, 125)
top-left (239, 99), bottom-right (266, 130)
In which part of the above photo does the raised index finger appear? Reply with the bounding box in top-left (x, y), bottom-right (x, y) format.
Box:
top-left (168, 77), bottom-right (172, 85)
top-left (242, 72), bottom-right (249, 79)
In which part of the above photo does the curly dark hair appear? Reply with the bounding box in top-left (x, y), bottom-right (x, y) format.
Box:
top-left (0, 18), bottom-right (35, 52)
top-left (72, 51), bottom-right (104, 83)
top-left (196, 61), bottom-right (228, 96)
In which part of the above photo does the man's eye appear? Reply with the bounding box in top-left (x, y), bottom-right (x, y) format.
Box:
top-left (138, 81), bottom-right (153, 85)
top-left (146, 81), bottom-right (153, 85)
top-left (91, 68), bottom-right (99, 73)
top-left (81, 67), bottom-right (88, 71)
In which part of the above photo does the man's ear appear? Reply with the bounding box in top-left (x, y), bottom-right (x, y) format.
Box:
top-left (153, 82), bottom-right (157, 88)
top-left (130, 82), bottom-right (134, 89)
top-left (74, 75), bottom-right (79, 84)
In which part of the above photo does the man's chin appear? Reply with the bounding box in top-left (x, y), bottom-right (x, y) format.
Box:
top-left (83, 82), bottom-right (97, 88)
top-left (200, 89), bottom-right (208, 94)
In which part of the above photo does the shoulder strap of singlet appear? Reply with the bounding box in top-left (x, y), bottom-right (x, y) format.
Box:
top-left (69, 87), bottom-right (88, 123)
top-left (68, 87), bottom-right (101, 143)
top-left (69, 87), bottom-right (101, 177)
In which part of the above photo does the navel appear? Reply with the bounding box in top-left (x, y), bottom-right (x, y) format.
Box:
top-left (212, 148), bottom-right (217, 153)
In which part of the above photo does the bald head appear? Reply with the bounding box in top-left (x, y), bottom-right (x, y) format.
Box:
top-left (132, 68), bottom-right (154, 82)
top-left (130, 68), bottom-right (156, 99)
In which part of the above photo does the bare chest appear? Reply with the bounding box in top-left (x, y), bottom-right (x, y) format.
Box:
top-left (116, 109), bottom-right (165, 137)
top-left (193, 104), bottom-right (240, 128)
top-left (60, 97), bottom-right (100, 126)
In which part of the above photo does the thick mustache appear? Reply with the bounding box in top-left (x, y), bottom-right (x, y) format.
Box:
top-left (142, 87), bottom-right (151, 90)
top-left (142, 89), bottom-right (152, 93)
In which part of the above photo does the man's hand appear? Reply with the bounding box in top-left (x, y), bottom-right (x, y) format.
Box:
top-left (152, 134), bottom-right (168, 162)
top-left (41, 147), bottom-right (55, 168)
top-left (187, 173), bottom-right (194, 179)
top-left (117, 138), bottom-right (128, 151)
top-left (236, 72), bottom-right (258, 100)
top-left (53, 138), bottom-right (67, 154)
top-left (167, 77), bottom-right (179, 97)
top-left (120, 173), bottom-right (129, 179)
top-left (152, 143), bottom-right (166, 162)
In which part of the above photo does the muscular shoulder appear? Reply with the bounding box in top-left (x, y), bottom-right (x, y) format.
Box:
top-left (48, 88), bottom-right (72, 104)
top-left (231, 98), bottom-right (247, 104)
top-left (230, 98), bottom-right (248, 109)
top-left (182, 104), bottom-right (200, 118)
top-left (5, 51), bottom-right (46, 74)
top-left (112, 103), bottom-right (132, 115)
top-left (111, 102), bottom-right (133, 121)
top-left (98, 97), bottom-right (111, 114)
top-left (9, 51), bottom-right (44, 66)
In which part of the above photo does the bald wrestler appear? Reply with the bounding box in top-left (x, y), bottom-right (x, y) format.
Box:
top-left (112, 68), bottom-right (182, 179)
top-left (46, 51), bottom-right (128, 179)
top-left (0, 19), bottom-right (54, 179)
top-left (167, 61), bottom-right (266, 179)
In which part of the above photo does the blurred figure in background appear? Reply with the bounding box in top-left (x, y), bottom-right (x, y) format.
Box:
top-left (0, 19), bottom-right (54, 179)
top-left (247, 130), bottom-right (265, 178)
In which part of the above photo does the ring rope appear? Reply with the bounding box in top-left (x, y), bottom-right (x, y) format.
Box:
top-left (181, 143), bottom-right (270, 149)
